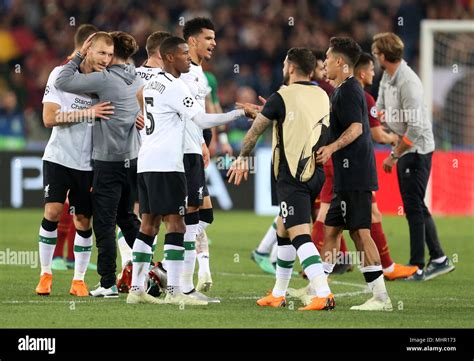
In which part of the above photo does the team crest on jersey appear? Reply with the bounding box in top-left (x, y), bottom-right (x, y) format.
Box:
top-left (183, 97), bottom-right (194, 107)
top-left (44, 86), bottom-right (50, 96)
top-left (370, 106), bottom-right (377, 118)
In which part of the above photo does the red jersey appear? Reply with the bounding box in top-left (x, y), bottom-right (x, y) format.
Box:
top-left (318, 79), bottom-right (335, 97)
top-left (365, 91), bottom-right (381, 128)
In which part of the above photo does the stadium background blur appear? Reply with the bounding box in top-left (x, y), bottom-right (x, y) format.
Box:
top-left (0, 0), bottom-right (473, 215)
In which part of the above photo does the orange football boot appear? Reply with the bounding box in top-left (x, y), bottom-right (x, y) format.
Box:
top-left (298, 293), bottom-right (335, 311)
top-left (384, 263), bottom-right (418, 281)
top-left (256, 292), bottom-right (286, 307)
top-left (35, 273), bottom-right (52, 295)
top-left (70, 280), bottom-right (89, 297)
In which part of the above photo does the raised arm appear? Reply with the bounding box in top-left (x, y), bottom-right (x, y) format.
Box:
top-left (191, 109), bottom-right (245, 129)
top-left (55, 54), bottom-right (107, 94)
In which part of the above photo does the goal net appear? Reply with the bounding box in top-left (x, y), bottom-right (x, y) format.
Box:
top-left (421, 20), bottom-right (474, 215)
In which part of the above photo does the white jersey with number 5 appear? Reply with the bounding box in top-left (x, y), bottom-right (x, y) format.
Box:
top-left (139, 71), bottom-right (201, 173)
top-left (136, 65), bottom-right (163, 139)
top-left (180, 62), bottom-right (210, 155)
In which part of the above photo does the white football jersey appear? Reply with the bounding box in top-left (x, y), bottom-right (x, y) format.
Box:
top-left (136, 65), bottom-right (163, 85)
top-left (42, 65), bottom-right (94, 171)
top-left (138, 71), bottom-right (202, 173)
top-left (136, 66), bottom-right (163, 139)
top-left (180, 62), bottom-right (211, 155)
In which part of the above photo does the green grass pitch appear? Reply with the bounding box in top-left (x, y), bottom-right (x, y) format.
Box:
top-left (0, 209), bottom-right (472, 328)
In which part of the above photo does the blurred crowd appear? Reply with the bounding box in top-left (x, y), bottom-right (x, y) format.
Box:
top-left (0, 0), bottom-right (472, 150)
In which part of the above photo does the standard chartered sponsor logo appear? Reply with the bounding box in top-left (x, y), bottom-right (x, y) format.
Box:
top-left (70, 97), bottom-right (93, 110)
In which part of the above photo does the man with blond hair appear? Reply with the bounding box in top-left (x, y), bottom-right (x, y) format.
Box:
top-left (36, 29), bottom-right (114, 297)
top-left (56, 31), bottom-right (143, 297)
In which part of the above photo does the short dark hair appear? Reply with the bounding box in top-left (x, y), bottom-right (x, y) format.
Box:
top-left (74, 24), bottom-right (99, 48)
top-left (311, 50), bottom-right (326, 63)
top-left (355, 52), bottom-right (374, 71)
top-left (183, 17), bottom-right (215, 41)
top-left (109, 31), bottom-right (139, 60)
top-left (160, 36), bottom-right (187, 60)
top-left (329, 37), bottom-right (362, 67)
top-left (146, 31), bottom-right (172, 57)
top-left (286, 47), bottom-right (316, 76)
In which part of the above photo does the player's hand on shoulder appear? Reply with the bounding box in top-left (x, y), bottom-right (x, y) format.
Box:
top-left (90, 101), bottom-right (114, 120)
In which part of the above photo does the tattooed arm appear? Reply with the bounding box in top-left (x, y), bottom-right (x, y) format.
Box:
top-left (331, 122), bottom-right (362, 152)
top-left (227, 113), bottom-right (272, 185)
top-left (315, 122), bottom-right (362, 164)
top-left (239, 113), bottom-right (272, 157)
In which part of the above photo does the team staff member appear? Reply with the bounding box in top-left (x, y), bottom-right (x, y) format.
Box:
top-left (373, 32), bottom-right (455, 281)
top-left (56, 31), bottom-right (142, 297)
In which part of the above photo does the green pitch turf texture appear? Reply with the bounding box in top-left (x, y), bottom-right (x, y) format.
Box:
top-left (0, 209), bottom-right (472, 328)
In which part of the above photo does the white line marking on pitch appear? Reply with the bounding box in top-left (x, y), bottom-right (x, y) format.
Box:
top-left (2, 273), bottom-right (370, 304)
top-left (216, 271), bottom-right (370, 299)
top-left (228, 290), bottom-right (370, 300)
top-left (216, 271), bottom-right (274, 278)
top-left (2, 299), bottom-right (122, 304)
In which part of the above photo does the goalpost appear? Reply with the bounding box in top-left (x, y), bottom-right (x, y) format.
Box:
top-left (420, 20), bottom-right (474, 214)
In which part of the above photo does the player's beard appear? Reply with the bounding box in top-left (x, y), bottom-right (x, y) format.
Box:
top-left (283, 71), bottom-right (290, 86)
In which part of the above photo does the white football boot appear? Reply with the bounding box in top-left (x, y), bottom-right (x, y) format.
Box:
top-left (196, 272), bottom-right (213, 293)
top-left (89, 284), bottom-right (119, 298)
top-left (127, 291), bottom-right (164, 304)
top-left (350, 297), bottom-right (393, 311)
top-left (164, 292), bottom-right (208, 306)
top-left (185, 289), bottom-right (220, 303)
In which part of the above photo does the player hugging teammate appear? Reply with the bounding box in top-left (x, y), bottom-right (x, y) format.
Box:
top-left (38, 17), bottom-right (425, 313)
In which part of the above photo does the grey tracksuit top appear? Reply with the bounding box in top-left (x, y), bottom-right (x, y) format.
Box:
top-left (55, 54), bottom-right (141, 162)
